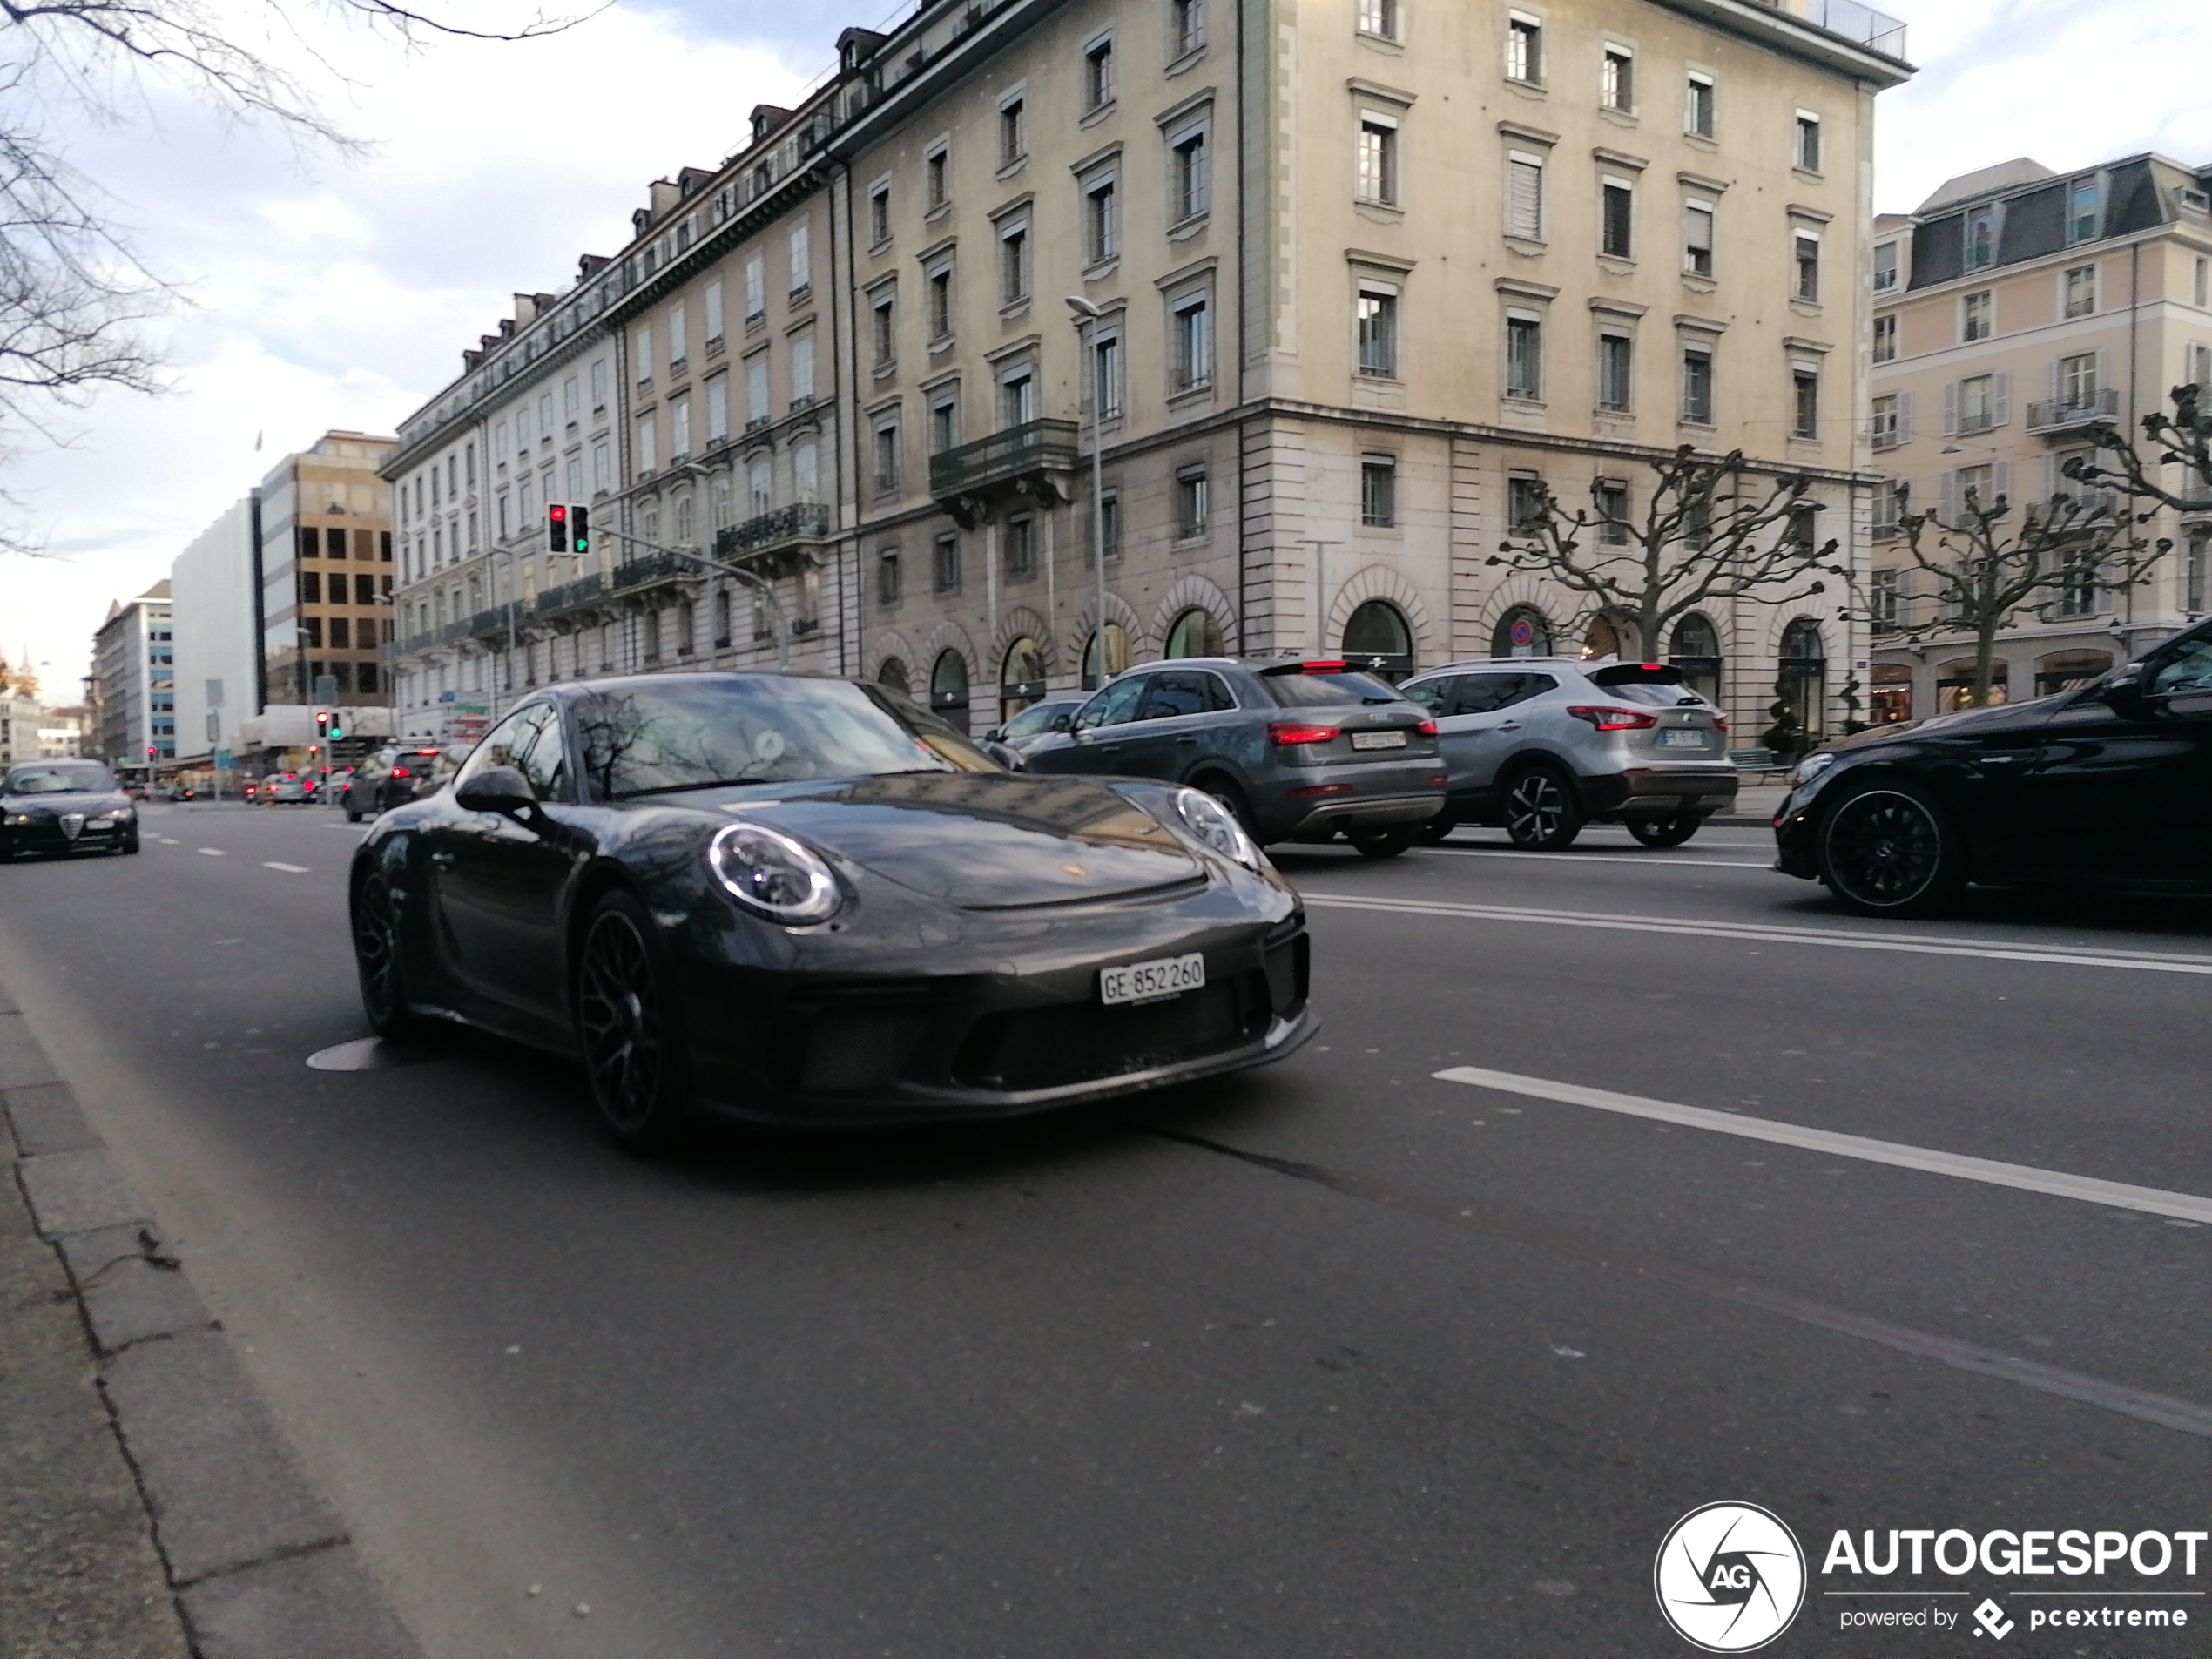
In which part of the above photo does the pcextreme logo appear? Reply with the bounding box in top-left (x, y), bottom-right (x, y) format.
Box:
top-left (1655, 1502), bottom-right (1809, 1653)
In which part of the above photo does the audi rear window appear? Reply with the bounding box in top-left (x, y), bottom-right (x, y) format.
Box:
top-left (1263, 671), bottom-right (1402, 708)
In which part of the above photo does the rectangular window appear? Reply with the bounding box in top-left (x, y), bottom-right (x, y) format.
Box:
top-left (2060, 352), bottom-right (2098, 409)
top-left (1507, 152), bottom-right (1544, 241)
top-left (788, 223), bottom-right (811, 293)
top-left (706, 378), bottom-right (729, 442)
top-left (1004, 515), bottom-right (1035, 578)
top-left (1684, 199), bottom-right (1715, 276)
top-left (671, 395), bottom-right (691, 459)
top-left (1794, 111), bottom-right (1822, 172)
top-left (1872, 242), bottom-right (1898, 293)
top-left (1172, 294), bottom-right (1211, 392)
top-left (925, 146), bottom-right (948, 210)
top-left (1602, 179), bottom-right (1634, 259)
top-left (1000, 369), bottom-right (1037, 428)
top-left (878, 547), bottom-right (902, 605)
top-left (1505, 314), bottom-right (1542, 400)
top-left (744, 256), bottom-right (765, 322)
top-left (1000, 98), bottom-right (1026, 166)
top-left (873, 424), bottom-right (900, 491)
top-left (1360, 457), bottom-right (1396, 528)
top-left (1171, 0), bottom-right (1205, 57)
top-left (1357, 118), bottom-right (1398, 206)
top-left (1172, 130), bottom-right (1209, 220)
top-left (1681, 347), bottom-right (1714, 424)
top-left (1177, 468), bottom-right (1210, 538)
top-left (666, 304), bottom-right (687, 368)
top-left (1507, 474), bottom-right (1546, 533)
top-left (1872, 314), bottom-right (1897, 363)
top-left (1094, 331), bottom-right (1124, 418)
top-left (1871, 392), bottom-right (1900, 448)
top-left (1602, 48), bottom-right (1634, 111)
top-left (2067, 178), bottom-right (2101, 244)
top-left (933, 532), bottom-right (961, 593)
top-left (745, 353), bottom-right (770, 425)
top-left (873, 295), bottom-right (895, 364)
top-left (1962, 289), bottom-right (1993, 341)
top-left (592, 442), bottom-right (610, 493)
top-left (1086, 177), bottom-right (1119, 263)
top-left (1957, 373), bottom-right (1999, 432)
top-left (927, 267), bottom-right (953, 340)
top-left (1084, 37), bottom-right (1116, 109)
top-left (590, 359), bottom-right (608, 411)
top-left (2197, 257), bottom-right (2209, 309)
top-left (1357, 287), bottom-right (1399, 379)
top-left (792, 333), bottom-right (815, 403)
top-left (1358, 0), bottom-right (1397, 39)
top-left (1794, 232), bottom-right (1821, 302)
top-left (2188, 534), bottom-right (2209, 614)
top-left (1100, 491), bottom-right (1122, 560)
top-left (1001, 225), bottom-right (1029, 303)
top-left (1595, 479), bottom-right (1630, 543)
top-left (632, 324), bottom-right (651, 382)
top-left (705, 280), bottom-right (725, 343)
top-left (329, 617), bottom-right (350, 650)
top-left (1506, 15), bottom-right (1541, 84)
top-left (1792, 368), bottom-right (1819, 440)
top-left (562, 378), bottom-right (578, 425)
top-left (300, 570), bottom-right (321, 604)
top-left (1596, 331), bottom-right (1632, 412)
top-left (2064, 264), bottom-right (2097, 318)
top-left (869, 185), bottom-right (891, 246)
top-left (635, 415), bottom-right (658, 475)
top-left (1685, 71), bottom-right (1715, 138)
top-left (929, 398), bottom-right (958, 454)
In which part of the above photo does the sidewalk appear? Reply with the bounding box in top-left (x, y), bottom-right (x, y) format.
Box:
top-left (0, 978), bottom-right (418, 1658)
top-left (1712, 780), bottom-right (1789, 827)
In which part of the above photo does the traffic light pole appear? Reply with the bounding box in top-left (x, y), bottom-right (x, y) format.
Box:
top-left (592, 525), bottom-right (792, 672)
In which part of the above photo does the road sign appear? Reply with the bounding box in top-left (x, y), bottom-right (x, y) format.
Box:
top-left (314, 673), bottom-right (339, 705)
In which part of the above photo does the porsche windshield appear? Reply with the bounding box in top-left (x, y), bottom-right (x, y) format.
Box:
top-left (577, 677), bottom-right (1001, 799)
top-left (3, 762), bottom-right (117, 795)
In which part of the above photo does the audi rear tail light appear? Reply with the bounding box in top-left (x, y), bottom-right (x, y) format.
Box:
top-left (1713, 712), bottom-right (1731, 733)
top-left (1416, 719), bottom-right (1438, 736)
top-left (1565, 705), bottom-right (1661, 731)
top-left (391, 765), bottom-right (412, 778)
top-left (1269, 722), bottom-right (1340, 746)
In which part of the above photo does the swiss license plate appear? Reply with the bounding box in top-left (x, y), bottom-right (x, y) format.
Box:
top-left (1351, 729), bottom-right (1408, 751)
top-left (1100, 953), bottom-right (1206, 1007)
top-left (1659, 728), bottom-right (1710, 747)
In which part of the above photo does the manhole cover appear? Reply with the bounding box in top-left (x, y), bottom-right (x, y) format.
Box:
top-left (305, 1037), bottom-right (445, 1072)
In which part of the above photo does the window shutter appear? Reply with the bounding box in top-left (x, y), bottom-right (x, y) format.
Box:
top-left (1941, 381), bottom-right (1959, 436)
top-left (2047, 358), bottom-right (2062, 403)
top-left (1991, 372), bottom-right (2011, 428)
top-left (1939, 469), bottom-right (1959, 523)
top-left (1897, 390), bottom-right (1914, 443)
top-left (1992, 462), bottom-right (2013, 505)
top-left (1507, 158), bottom-right (1542, 239)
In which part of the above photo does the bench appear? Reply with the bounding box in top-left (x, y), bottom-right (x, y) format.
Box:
top-left (1729, 746), bottom-right (1781, 773)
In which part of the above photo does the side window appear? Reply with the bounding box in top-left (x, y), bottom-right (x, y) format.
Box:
top-left (1197, 671), bottom-right (1238, 711)
top-left (1075, 678), bottom-right (1146, 731)
top-left (1501, 673), bottom-right (1557, 709)
top-left (456, 708), bottom-right (545, 793)
top-left (2149, 638), bottom-right (2212, 698)
top-left (1453, 676), bottom-right (1518, 715)
top-left (1403, 678), bottom-right (1456, 716)
top-left (1138, 671), bottom-right (1211, 719)
top-left (511, 708), bottom-right (570, 799)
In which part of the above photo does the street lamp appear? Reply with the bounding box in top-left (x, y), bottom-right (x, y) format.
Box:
top-left (1067, 295), bottom-right (1111, 690)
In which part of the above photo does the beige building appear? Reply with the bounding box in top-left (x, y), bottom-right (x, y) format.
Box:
top-left (1867, 153), bottom-right (2212, 722)
top-left (259, 433), bottom-right (398, 711)
top-left (388, 0), bottom-right (1911, 744)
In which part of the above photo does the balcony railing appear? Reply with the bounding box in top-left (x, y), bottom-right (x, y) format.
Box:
top-left (1758, 0), bottom-right (1907, 58)
top-left (930, 417), bottom-right (1081, 526)
top-left (610, 550), bottom-right (696, 595)
top-left (2026, 388), bottom-right (2121, 435)
top-left (717, 501), bottom-right (832, 556)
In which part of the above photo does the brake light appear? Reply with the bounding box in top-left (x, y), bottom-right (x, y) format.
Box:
top-left (1269, 722), bottom-right (1340, 746)
top-left (391, 765), bottom-right (412, 779)
top-left (1713, 713), bottom-right (1731, 734)
top-left (1289, 783), bottom-right (1353, 798)
top-left (1416, 719), bottom-right (1438, 737)
top-left (1302, 659), bottom-right (1347, 673)
top-left (1566, 705), bottom-right (1661, 731)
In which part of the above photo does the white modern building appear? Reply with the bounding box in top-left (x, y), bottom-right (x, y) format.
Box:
top-left (171, 495), bottom-right (264, 764)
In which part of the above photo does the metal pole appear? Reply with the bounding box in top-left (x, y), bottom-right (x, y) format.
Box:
top-left (1090, 319), bottom-right (1108, 689)
top-left (598, 524), bottom-right (791, 671)
top-left (1301, 539), bottom-right (1344, 657)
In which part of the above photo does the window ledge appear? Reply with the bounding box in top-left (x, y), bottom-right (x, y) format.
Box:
top-left (1165, 381), bottom-right (1215, 411)
top-left (1504, 236), bottom-right (1548, 258)
top-left (668, 357), bottom-right (688, 378)
top-left (1792, 167), bottom-right (1826, 185)
top-left (1501, 395), bottom-right (1547, 410)
top-left (1683, 132), bottom-right (1719, 152)
top-left (873, 360), bottom-right (899, 381)
top-left (1355, 200), bottom-right (1405, 225)
top-left (1790, 299), bottom-right (1824, 318)
top-left (1597, 255), bottom-right (1635, 276)
top-left (1165, 44), bottom-right (1208, 78)
top-left (868, 238), bottom-right (894, 258)
top-left (1000, 297), bottom-right (1033, 322)
top-left (788, 284), bottom-right (812, 307)
top-left (924, 202), bottom-right (952, 225)
top-left (1600, 106), bottom-right (1639, 126)
top-left (1168, 212), bottom-right (1211, 242)
top-left (1171, 531), bottom-right (1210, 549)
top-left (1356, 29), bottom-right (1405, 52)
top-left (927, 334), bottom-right (957, 356)
top-left (1677, 420), bottom-right (1716, 434)
top-left (1681, 273), bottom-right (1718, 295)
top-left (704, 337), bottom-right (725, 358)
top-left (1080, 100), bottom-right (1117, 128)
top-left (1356, 369), bottom-right (1403, 385)
top-left (1504, 78), bottom-right (1548, 97)
top-left (995, 155), bottom-right (1028, 182)
top-left (1082, 256), bottom-right (1122, 284)
top-left (1594, 406), bottom-right (1635, 421)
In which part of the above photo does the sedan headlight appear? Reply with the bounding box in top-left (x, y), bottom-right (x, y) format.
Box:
top-left (708, 822), bottom-right (841, 924)
top-left (1172, 787), bottom-right (1263, 871)
top-left (98, 807), bottom-right (133, 821)
top-left (1788, 752), bottom-right (1839, 790)
top-left (2, 813), bottom-right (28, 826)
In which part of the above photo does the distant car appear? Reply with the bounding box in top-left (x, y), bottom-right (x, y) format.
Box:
top-left (241, 779), bottom-right (260, 802)
top-left (347, 746), bottom-right (457, 819)
top-left (263, 772), bottom-right (314, 805)
top-left (1020, 658), bottom-right (1444, 857)
top-left (1775, 617), bottom-right (2212, 915)
top-left (984, 696), bottom-right (1088, 759)
top-left (0, 760), bottom-right (138, 860)
top-left (1399, 658), bottom-right (1737, 849)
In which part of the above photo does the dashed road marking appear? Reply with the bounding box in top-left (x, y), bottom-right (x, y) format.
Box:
top-left (262, 861), bottom-right (310, 873)
top-left (196, 847), bottom-right (225, 857)
top-left (1426, 847), bottom-right (1770, 870)
top-left (158, 837), bottom-right (179, 845)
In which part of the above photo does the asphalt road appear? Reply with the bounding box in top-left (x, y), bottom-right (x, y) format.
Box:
top-left (1, 802), bottom-right (2206, 1657)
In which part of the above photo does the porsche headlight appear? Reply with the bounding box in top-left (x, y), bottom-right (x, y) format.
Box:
top-left (708, 822), bottom-right (841, 924)
top-left (1788, 752), bottom-right (1839, 790)
top-left (1172, 787), bottom-right (1263, 870)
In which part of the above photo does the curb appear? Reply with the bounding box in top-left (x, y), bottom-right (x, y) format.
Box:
top-left (0, 988), bottom-right (421, 1659)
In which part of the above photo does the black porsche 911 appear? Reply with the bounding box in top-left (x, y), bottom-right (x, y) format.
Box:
top-left (0, 760), bottom-right (140, 860)
top-left (351, 673), bottom-right (1314, 1147)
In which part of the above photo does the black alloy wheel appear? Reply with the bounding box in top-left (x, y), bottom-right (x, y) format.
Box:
top-left (1347, 823), bottom-right (1420, 859)
top-left (576, 892), bottom-right (692, 1152)
top-left (1627, 813), bottom-right (1701, 849)
top-left (1503, 768), bottom-right (1584, 850)
top-left (352, 873), bottom-right (421, 1039)
top-left (1817, 782), bottom-right (1964, 916)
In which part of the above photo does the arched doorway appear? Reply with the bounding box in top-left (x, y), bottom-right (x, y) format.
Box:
top-left (999, 637), bottom-right (1047, 720)
top-left (930, 650), bottom-right (972, 732)
top-left (1164, 607), bottom-right (1225, 659)
top-left (1772, 619), bottom-right (1827, 752)
top-left (1081, 622), bottom-right (1130, 689)
top-left (1342, 600), bottom-right (1413, 680)
top-left (877, 658), bottom-right (910, 695)
top-left (2034, 649), bottom-right (2114, 698)
top-left (1669, 614), bottom-right (1723, 705)
top-left (1582, 613), bottom-right (1634, 660)
top-left (1491, 604), bottom-right (1553, 658)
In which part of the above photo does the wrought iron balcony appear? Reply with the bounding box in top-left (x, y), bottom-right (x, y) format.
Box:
top-left (533, 570), bottom-right (608, 621)
top-left (609, 550), bottom-right (697, 598)
top-left (930, 417), bottom-right (1081, 529)
top-left (714, 502), bottom-right (832, 577)
top-left (2026, 388), bottom-right (2121, 435)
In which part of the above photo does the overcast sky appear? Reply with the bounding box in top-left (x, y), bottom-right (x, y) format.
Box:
top-left (3, 0), bottom-right (2209, 699)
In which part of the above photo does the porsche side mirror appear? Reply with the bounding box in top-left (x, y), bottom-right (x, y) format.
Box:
top-left (2100, 671), bottom-right (2150, 718)
top-left (1047, 711), bottom-right (1075, 733)
top-left (455, 765), bottom-right (535, 815)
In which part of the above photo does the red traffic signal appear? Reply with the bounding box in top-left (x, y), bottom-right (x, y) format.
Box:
top-left (549, 502), bottom-right (570, 553)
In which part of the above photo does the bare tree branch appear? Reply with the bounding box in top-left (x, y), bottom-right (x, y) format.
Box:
top-left (2067, 382), bottom-right (2212, 516)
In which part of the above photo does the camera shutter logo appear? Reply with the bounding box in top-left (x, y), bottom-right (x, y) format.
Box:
top-left (1654, 1502), bottom-right (1807, 1652)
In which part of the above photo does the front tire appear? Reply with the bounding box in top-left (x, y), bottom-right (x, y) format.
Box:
top-left (1627, 813), bottom-right (1701, 849)
top-left (1347, 824), bottom-right (1420, 858)
top-left (575, 891), bottom-right (694, 1153)
top-left (1817, 781), bottom-right (1965, 916)
top-left (1502, 768), bottom-right (1584, 850)
top-left (353, 873), bottom-right (425, 1039)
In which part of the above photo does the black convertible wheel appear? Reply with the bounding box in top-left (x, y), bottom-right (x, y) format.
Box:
top-left (577, 892), bottom-right (692, 1151)
top-left (352, 874), bottom-right (421, 1039)
top-left (1818, 783), bottom-right (1964, 916)
top-left (1503, 768), bottom-right (1584, 850)
top-left (1626, 813), bottom-right (1701, 849)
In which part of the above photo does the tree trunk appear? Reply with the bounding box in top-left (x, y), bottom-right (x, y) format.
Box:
top-left (1970, 620), bottom-right (2002, 708)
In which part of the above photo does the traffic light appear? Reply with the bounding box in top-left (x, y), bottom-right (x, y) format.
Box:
top-left (307, 744), bottom-right (320, 759)
top-left (548, 502), bottom-right (570, 553)
top-left (314, 711), bottom-right (330, 743)
top-left (145, 745), bottom-right (155, 762)
top-left (328, 710), bottom-right (345, 741)
top-left (570, 504), bottom-right (590, 556)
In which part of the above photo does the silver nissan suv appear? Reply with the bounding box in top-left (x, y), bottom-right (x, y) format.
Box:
top-left (1399, 658), bottom-right (1737, 848)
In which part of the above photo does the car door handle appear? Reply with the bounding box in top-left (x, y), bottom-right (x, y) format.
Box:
top-left (1981, 753), bottom-right (2025, 765)
top-left (430, 851), bottom-right (455, 867)
top-left (1499, 721), bottom-right (1522, 732)
top-left (1175, 735), bottom-right (1198, 745)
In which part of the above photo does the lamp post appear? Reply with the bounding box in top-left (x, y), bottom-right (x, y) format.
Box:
top-left (1300, 538), bottom-right (1344, 657)
top-left (1066, 296), bottom-right (1110, 689)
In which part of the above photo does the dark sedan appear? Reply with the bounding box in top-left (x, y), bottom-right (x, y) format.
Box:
top-left (0, 760), bottom-right (140, 860)
top-left (1776, 618), bottom-right (2212, 914)
top-left (350, 673), bottom-right (1314, 1148)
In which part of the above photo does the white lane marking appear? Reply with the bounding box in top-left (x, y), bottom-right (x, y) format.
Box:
top-left (1301, 893), bottom-right (2212, 976)
top-left (1428, 847), bottom-right (1770, 870)
top-left (262, 861), bottom-right (310, 873)
top-left (158, 837), bottom-right (179, 845)
top-left (1433, 1065), bottom-right (2212, 1225)
top-left (196, 847), bottom-right (225, 857)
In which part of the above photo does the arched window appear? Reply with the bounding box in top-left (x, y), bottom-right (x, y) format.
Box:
top-left (674, 493), bottom-right (695, 547)
top-left (1774, 619), bottom-right (1827, 751)
top-left (878, 658), bottom-right (910, 695)
top-left (1490, 604), bottom-right (1552, 658)
top-left (931, 649), bottom-right (972, 732)
top-left (1342, 599), bottom-right (1413, 679)
top-left (747, 456), bottom-right (772, 516)
top-left (1164, 607), bottom-right (1225, 659)
top-left (1669, 613), bottom-right (1723, 705)
top-left (1000, 637), bottom-right (1047, 718)
top-left (1081, 622), bottom-right (1130, 689)
top-left (1582, 614), bottom-right (1630, 660)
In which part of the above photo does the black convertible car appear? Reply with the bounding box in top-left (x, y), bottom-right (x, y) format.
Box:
top-left (1776, 617), bottom-right (2212, 914)
top-left (351, 673), bottom-right (1314, 1146)
top-left (0, 760), bottom-right (139, 860)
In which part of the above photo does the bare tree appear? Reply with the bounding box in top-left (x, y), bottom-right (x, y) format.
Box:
top-left (1867, 479), bottom-right (2167, 708)
top-left (1487, 445), bottom-right (1839, 661)
top-left (2071, 381), bottom-right (2212, 512)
